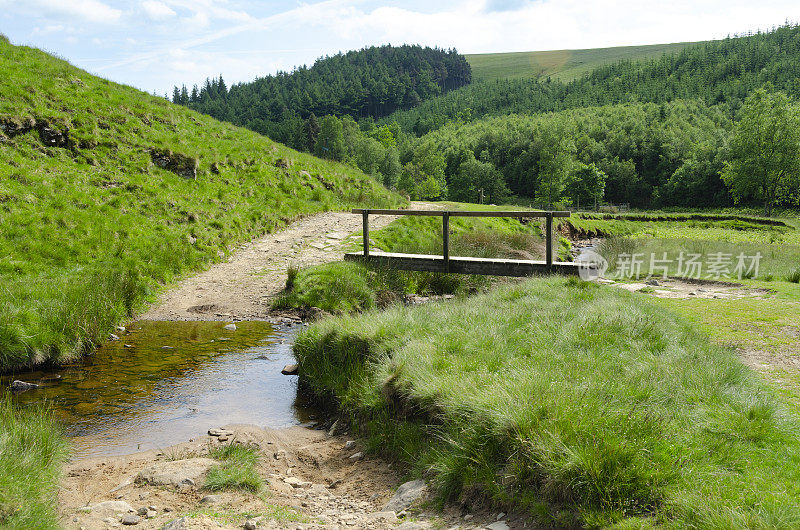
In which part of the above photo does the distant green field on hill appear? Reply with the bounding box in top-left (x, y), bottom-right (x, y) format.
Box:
top-left (466, 41), bottom-right (700, 82)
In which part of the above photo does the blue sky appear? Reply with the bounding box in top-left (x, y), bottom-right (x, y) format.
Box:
top-left (1, 1), bottom-right (799, 95)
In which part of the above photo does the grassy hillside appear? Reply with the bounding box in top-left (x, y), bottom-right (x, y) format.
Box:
top-left (466, 41), bottom-right (698, 82)
top-left (0, 35), bottom-right (402, 370)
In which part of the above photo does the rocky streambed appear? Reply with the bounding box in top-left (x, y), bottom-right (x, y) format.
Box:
top-left (60, 424), bottom-right (523, 529)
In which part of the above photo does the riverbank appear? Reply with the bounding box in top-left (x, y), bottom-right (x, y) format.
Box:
top-left (294, 276), bottom-right (800, 527)
top-left (59, 423), bottom-right (520, 529)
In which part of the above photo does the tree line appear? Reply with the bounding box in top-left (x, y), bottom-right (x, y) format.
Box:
top-left (171, 44), bottom-right (471, 147)
top-left (171, 25), bottom-right (800, 213)
top-left (387, 24), bottom-right (800, 136)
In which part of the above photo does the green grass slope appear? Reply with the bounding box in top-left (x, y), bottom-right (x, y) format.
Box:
top-left (466, 41), bottom-right (700, 82)
top-left (0, 36), bottom-right (403, 370)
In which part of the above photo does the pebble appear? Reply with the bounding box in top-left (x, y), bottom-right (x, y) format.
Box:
top-left (121, 514), bottom-right (140, 525)
top-left (349, 452), bottom-right (363, 461)
top-left (328, 419), bottom-right (341, 436)
top-left (208, 428), bottom-right (234, 437)
top-left (344, 440), bottom-right (356, 450)
top-left (281, 363), bottom-right (299, 375)
top-left (109, 333), bottom-right (120, 341)
top-left (284, 477), bottom-right (312, 488)
top-left (244, 516), bottom-right (263, 530)
top-left (162, 518), bottom-right (185, 529)
top-left (223, 323), bottom-right (237, 331)
top-left (199, 494), bottom-right (221, 505)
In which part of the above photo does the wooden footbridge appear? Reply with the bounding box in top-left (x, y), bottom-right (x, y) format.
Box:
top-left (344, 209), bottom-right (584, 277)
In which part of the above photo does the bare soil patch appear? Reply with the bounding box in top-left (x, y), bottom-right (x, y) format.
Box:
top-left (602, 277), bottom-right (771, 300)
top-left (60, 424), bottom-right (525, 529)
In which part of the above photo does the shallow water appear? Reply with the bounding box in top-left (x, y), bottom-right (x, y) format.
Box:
top-left (1, 320), bottom-right (313, 458)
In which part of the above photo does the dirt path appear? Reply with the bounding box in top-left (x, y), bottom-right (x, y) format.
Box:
top-left (141, 203), bottom-right (438, 321)
top-left (61, 202), bottom-right (530, 529)
top-left (60, 424), bottom-right (520, 530)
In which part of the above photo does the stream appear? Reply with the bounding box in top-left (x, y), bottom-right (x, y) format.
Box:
top-left (0, 320), bottom-right (315, 458)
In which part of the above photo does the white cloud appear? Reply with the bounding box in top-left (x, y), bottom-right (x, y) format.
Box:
top-left (182, 11), bottom-right (210, 30)
top-left (141, 1), bottom-right (176, 21)
top-left (26, 0), bottom-right (122, 24)
top-left (163, 0), bottom-right (254, 23)
top-left (32, 24), bottom-right (67, 35)
top-left (25, 0), bottom-right (798, 95)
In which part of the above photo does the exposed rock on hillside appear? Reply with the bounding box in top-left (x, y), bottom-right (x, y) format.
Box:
top-left (150, 148), bottom-right (198, 179)
top-left (0, 116), bottom-right (72, 148)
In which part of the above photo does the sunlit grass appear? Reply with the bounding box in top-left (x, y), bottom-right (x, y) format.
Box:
top-left (0, 397), bottom-right (68, 530)
top-left (205, 444), bottom-right (263, 493)
top-left (295, 277), bottom-right (800, 527)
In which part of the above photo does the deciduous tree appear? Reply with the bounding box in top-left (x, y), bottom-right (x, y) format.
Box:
top-left (722, 89), bottom-right (800, 216)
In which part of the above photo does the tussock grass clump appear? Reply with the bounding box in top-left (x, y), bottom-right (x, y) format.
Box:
top-left (0, 398), bottom-right (68, 529)
top-left (788, 266), bottom-right (800, 283)
top-left (205, 444), bottom-right (262, 493)
top-left (273, 261), bottom-right (482, 313)
top-left (294, 278), bottom-right (800, 527)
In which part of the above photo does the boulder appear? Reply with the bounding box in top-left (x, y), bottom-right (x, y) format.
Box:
top-left (223, 323), bottom-right (236, 331)
top-left (89, 500), bottom-right (134, 516)
top-left (135, 458), bottom-right (216, 487)
top-left (38, 124), bottom-right (71, 148)
top-left (382, 480), bottom-right (427, 512)
top-left (150, 148), bottom-right (198, 180)
top-left (0, 116), bottom-right (35, 137)
top-left (121, 514), bottom-right (141, 525)
top-left (281, 364), bottom-right (299, 375)
top-left (10, 380), bottom-right (39, 393)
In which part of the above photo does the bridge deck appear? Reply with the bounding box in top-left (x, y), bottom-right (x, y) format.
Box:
top-left (345, 251), bottom-right (582, 276)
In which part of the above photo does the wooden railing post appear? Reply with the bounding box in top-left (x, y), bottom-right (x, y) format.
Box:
top-left (442, 211), bottom-right (450, 273)
top-left (362, 209), bottom-right (370, 259)
top-left (545, 212), bottom-right (553, 270)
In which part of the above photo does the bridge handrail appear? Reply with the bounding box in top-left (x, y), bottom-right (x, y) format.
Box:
top-left (352, 209), bottom-right (570, 218)
top-left (354, 208), bottom-right (569, 270)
